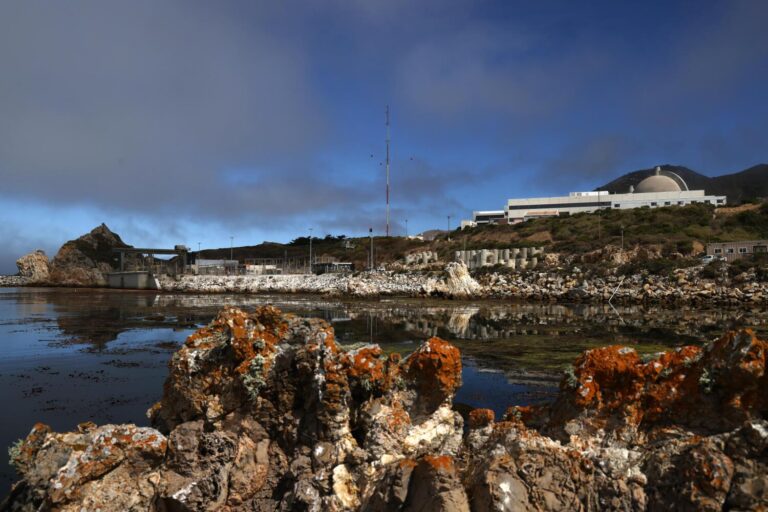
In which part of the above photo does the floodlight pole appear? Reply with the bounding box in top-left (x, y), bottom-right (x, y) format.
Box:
top-left (385, 106), bottom-right (391, 237)
top-left (597, 191), bottom-right (602, 241)
top-left (309, 228), bottom-right (313, 273)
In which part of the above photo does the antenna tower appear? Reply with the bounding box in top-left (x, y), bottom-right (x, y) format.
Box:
top-left (385, 105), bottom-right (391, 237)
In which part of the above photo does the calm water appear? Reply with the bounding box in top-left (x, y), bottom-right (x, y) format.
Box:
top-left (2, 287), bottom-right (767, 494)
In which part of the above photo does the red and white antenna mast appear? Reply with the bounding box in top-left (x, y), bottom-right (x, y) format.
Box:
top-left (385, 105), bottom-right (391, 237)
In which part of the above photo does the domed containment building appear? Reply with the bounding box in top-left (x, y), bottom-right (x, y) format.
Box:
top-left (462, 166), bottom-right (727, 227)
top-left (634, 167), bottom-right (688, 193)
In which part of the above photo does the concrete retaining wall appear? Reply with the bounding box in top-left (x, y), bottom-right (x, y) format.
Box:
top-left (454, 247), bottom-right (543, 270)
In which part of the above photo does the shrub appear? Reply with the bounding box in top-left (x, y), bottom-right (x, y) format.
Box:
top-left (618, 257), bottom-right (698, 276)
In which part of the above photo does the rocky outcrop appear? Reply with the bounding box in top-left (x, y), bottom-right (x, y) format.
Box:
top-left (154, 262), bottom-right (768, 304)
top-left (4, 308), bottom-right (768, 511)
top-left (431, 262), bottom-right (481, 298)
top-left (157, 262), bottom-right (481, 299)
top-left (15, 251), bottom-right (50, 283)
top-left (48, 224), bottom-right (130, 287)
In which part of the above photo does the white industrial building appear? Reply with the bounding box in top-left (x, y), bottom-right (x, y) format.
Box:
top-left (462, 167), bottom-right (726, 227)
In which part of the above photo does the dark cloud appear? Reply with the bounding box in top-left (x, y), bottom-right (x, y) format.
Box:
top-left (0, 0), bottom-right (766, 273)
top-left (536, 135), bottom-right (643, 189)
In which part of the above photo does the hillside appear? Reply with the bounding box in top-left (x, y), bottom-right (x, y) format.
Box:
top-left (200, 201), bottom-right (768, 270)
top-left (198, 236), bottom-right (425, 270)
top-left (599, 163), bottom-right (768, 203)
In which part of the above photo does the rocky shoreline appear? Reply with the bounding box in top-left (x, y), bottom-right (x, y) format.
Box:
top-left (3, 306), bottom-right (767, 510)
top-left (155, 264), bottom-right (768, 305)
top-left (5, 262), bottom-right (768, 305)
top-left (4, 223), bottom-right (767, 305)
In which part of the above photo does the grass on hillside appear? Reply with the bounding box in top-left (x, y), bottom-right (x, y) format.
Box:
top-left (441, 201), bottom-right (768, 258)
top-left (201, 201), bottom-right (768, 274)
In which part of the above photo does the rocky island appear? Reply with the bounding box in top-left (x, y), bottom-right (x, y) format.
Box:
top-left (3, 306), bottom-right (766, 510)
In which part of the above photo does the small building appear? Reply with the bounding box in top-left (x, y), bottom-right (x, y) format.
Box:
top-left (195, 259), bottom-right (239, 275)
top-left (107, 271), bottom-right (159, 290)
top-left (706, 241), bottom-right (768, 262)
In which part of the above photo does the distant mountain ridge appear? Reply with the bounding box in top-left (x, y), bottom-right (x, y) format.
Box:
top-left (598, 163), bottom-right (768, 203)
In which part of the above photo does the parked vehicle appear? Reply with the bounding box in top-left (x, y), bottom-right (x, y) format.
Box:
top-left (700, 255), bottom-right (725, 264)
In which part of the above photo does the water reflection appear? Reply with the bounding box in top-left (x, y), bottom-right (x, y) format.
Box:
top-left (1, 287), bottom-right (767, 495)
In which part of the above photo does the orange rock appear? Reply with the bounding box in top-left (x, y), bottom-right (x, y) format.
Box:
top-left (403, 337), bottom-right (462, 409)
top-left (468, 408), bottom-right (495, 429)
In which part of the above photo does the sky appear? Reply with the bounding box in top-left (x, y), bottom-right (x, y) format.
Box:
top-left (1, 0), bottom-right (767, 273)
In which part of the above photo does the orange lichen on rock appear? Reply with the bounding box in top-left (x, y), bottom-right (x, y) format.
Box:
top-left (404, 336), bottom-right (462, 407)
top-left (346, 346), bottom-right (384, 378)
top-left (468, 408), bottom-right (495, 429)
top-left (386, 402), bottom-right (412, 431)
top-left (551, 329), bottom-right (768, 434)
top-left (568, 345), bottom-right (642, 408)
top-left (342, 345), bottom-right (401, 395)
top-left (423, 454), bottom-right (456, 472)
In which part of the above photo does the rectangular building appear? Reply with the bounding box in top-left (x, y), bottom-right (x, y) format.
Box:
top-left (506, 190), bottom-right (725, 223)
top-left (706, 241), bottom-right (768, 262)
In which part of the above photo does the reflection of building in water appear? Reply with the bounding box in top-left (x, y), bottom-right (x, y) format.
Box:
top-left (336, 303), bottom-right (768, 343)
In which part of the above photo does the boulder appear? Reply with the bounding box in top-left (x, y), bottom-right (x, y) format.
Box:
top-left (15, 250), bottom-right (50, 283)
top-left (432, 262), bottom-right (481, 297)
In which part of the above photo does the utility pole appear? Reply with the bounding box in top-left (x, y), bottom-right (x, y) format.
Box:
top-left (447, 215), bottom-right (452, 231)
top-left (597, 191), bottom-right (602, 241)
top-left (230, 236), bottom-right (234, 261)
top-left (369, 228), bottom-right (374, 270)
top-left (309, 228), bottom-right (313, 274)
top-left (620, 224), bottom-right (624, 252)
top-left (405, 218), bottom-right (408, 238)
top-left (385, 105), bottom-right (391, 237)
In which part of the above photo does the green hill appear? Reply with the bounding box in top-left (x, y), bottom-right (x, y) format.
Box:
top-left (201, 202), bottom-right (768, 271)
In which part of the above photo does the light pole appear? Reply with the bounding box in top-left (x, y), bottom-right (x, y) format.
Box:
top-left (597, 190), bottom-right (602, 241)
top-left (308, 228), bottom-right (313, 273)
top-left (198, 242), bottom-right (201, 253)
top-left (369, 227), bottom-right (374, 270)
top-left (447, 215), bottom-right (452, 231)
top-left (405, 219), bottom-right (408, 238)
top-left (620, 224), bottom-right (624, 252)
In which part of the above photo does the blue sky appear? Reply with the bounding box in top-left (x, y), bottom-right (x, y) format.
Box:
top-left (1, 0), bottom-right (766, 273)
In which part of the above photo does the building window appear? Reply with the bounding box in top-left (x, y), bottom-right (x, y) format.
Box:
top-left (727, 248), bottom-right (734, 254)
top-left (614, 204), bottom-right (620, 208)
top-left (651, 202), bottom-right (657, 206)
top-left (678, 201), bottom-right (684, 205)
top-left (739, 247), bottom-right (748, 254)
top-left (664, 201), bottom-right (671, 206)
top-left (714, 248), bottom-right (722, 254)
top-left (717, 199), bottom-right (724, 204)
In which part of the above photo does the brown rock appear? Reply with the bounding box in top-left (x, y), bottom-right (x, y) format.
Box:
top-left (48, 223), bottom-right (131, 287)
top-left (15, 250), bottom-right (50, 283)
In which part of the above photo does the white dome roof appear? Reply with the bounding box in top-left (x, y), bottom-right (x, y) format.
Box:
top-left (635, 175), bottom-right (682, 193)
top-left (634, 167), bottom-right (687, 193)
